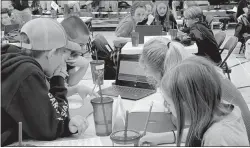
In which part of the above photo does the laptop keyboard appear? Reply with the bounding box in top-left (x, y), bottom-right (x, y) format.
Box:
top-left (101, 85), bottom-right (156, 100)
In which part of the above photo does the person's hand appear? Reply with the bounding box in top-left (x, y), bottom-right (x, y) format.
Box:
top-left (147, 14), bottom-right (155, 25)
top-left (76, 84), bottom-right (100, 99)
top-left (53, 61), bottom-right (68, 79)
top-left (69, 115), bottom-right (89, 135)
top-left (66, 56), bottom-right (89, 67)
top-left (182, 35), bottom-right (190, 40)
top-left (139, 131), bottom-right (159, 146)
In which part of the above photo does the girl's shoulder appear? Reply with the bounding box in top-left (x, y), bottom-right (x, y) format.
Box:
top-left (202, 106), bottom-right (249, 146)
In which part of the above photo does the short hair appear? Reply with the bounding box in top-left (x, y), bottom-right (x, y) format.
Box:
top-left (184, 6), bottom-right (203, 21)
top-left (130, 1), bottom-right (146, 16)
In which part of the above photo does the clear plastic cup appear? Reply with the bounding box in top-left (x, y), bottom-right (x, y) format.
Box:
top-left (91, 97), bottom-right (113, 136)
top-left (90, 60), bottom-right (105, 85)
top-left (131, 31), bottom-right (139, 47)
top-left (110, 130), bottom-right (141, 146)
top-left (169, 29), bottom-right (178, 40)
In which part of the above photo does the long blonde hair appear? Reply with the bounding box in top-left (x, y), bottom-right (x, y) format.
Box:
top-left (161, 56), bottom-right (233, 146)
top-left (139, 37), bottom-right (191, 81)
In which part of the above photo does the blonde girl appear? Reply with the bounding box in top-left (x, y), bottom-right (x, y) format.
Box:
top-left (139, 37), bottom-right (250, 145)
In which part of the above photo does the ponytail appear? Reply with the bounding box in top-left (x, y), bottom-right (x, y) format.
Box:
top-left (163, 41), bottom-right (191, 74)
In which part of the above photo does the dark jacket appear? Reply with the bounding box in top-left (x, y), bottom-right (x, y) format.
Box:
top-left (234, 14), bottom-right (250, 41)
top-left (189, 22), bottom-right (222, 64)
top-left (1, 52), bottom-right (72, 146)
top-left (236, 0), bottom-right (248, 19)
top-left (137, 18), bottom-right (148, 25)
top-left (11, 0), bottom-right (29, 11)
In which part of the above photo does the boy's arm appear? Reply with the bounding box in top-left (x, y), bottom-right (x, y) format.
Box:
top-left (13, 72), bottom-right (72, 140)
top-left (67, 66), bottom-right (88, 86)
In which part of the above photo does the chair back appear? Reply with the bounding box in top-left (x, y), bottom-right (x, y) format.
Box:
top-left (214, 31), bottom-right (226, 48)
top-left (206, 15), bottom-right (214, 26)
top-left (220, 36), bottom-right (238, 67)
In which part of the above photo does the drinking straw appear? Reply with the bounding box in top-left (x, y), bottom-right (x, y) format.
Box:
top-left (18, 122), bottom-right (22, 146)
top-left (97, 76), bottom-right (109, 135)
top-left (94, 45), bottom-right (98, 62)
top-left (124, 111), bottom-right (129, 140)
top-left (90, 84), bottom-right (97, 96)
top-left (142, 102), bottom-right (154, 136)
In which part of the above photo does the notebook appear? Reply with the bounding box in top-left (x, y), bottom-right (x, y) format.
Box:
top-left (128, 112), bottom-right (176, 133)
top-left (101, 54), bottom-right (156, 100)
top-left (4, 24), bottom-right (19, 35)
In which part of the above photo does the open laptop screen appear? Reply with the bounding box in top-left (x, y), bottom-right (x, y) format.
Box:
top-left (118, 60), bottom-right (148, 83)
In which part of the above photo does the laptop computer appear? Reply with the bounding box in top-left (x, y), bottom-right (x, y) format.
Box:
top-left (101, 54), bottom-right (156, 100)
top-left (128, 112), bottom-right (176, 133)
top-left (4, 24), bottom-right (19, 35)
top-left (135, 25), bottom-right (162, 44)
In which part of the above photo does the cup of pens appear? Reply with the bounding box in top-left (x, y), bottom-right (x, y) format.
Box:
top-left (110, 103), bottom-right (154, 147)
top-left (110, 111), bottom-right (141, 146)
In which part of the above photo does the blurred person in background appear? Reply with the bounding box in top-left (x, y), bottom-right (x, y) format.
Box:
top-left (10, 0), bottom-right (32, 26)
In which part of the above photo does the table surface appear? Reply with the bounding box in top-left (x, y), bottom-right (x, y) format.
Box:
top-left (122, 35), bottom-right (198, 55)
top-left (10, 80), bottom-right (179, 146)
top-left (57, 17), bottom-right (92, 23)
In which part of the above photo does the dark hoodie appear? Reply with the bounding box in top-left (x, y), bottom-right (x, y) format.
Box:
top-left (189, 22), bottom-right (222, 64)
top-left (1, 53), bottom-right (72, 146)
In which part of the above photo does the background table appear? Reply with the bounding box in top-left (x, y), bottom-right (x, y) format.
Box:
top-left (121, 36), bottom-right (198, 55)
top-left (57, 17), bottom-right (92, 23)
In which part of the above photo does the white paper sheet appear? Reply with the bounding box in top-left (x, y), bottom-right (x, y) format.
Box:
top-left (130, 93), bottom-right (166, 112)
top-left (37, 137), bottom-right (103, 146)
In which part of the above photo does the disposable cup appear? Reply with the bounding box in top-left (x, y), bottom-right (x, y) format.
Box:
top-left (91, 97), bottom-right (113, 136)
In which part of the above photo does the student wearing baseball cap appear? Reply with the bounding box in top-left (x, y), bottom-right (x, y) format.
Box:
top-left (1, 18), bottom-right (89, 146)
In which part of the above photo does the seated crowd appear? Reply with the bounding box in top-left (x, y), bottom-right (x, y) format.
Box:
top-left (1, 0), bottom-right (250, 147)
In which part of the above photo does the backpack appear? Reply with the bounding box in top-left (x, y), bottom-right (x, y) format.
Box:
top-left (91, 34), bottom-right (118, 80)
